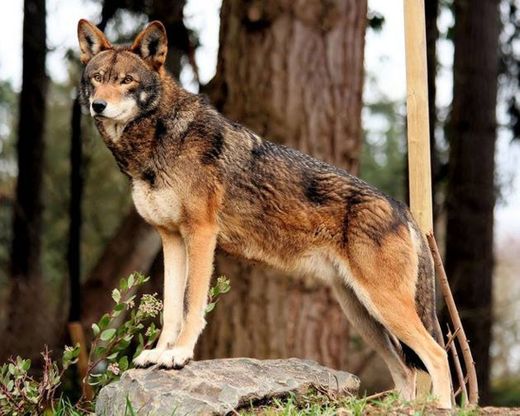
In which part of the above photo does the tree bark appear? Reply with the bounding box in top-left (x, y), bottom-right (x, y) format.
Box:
top-left (198, 0), bottom-right (374, 380)
top-left (1, 0), bottom-right (49, 362)
top-left (444, 0), bottom-right (499, 404)
top-left (425, 0), bottom-right (440, 224)
top-left (68, 97), bottom-right (83, 323)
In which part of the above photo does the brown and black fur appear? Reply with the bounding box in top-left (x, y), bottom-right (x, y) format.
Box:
top-left (77, 20), bottom-right (452, 408)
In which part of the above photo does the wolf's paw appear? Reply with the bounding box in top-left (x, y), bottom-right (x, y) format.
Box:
top-left (157, 346), bottom-right (193, 369)
top-left (133, 348), bottom-right (164, 368)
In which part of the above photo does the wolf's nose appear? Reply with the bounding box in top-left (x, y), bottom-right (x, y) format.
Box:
top-left (92, 99), bottom-right (107, 114)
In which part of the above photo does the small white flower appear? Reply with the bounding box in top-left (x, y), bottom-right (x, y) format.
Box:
top-left (107, 362), bottom-right (120, 375)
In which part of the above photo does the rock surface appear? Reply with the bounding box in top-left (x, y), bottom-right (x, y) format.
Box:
top-left (95, 358), bottom-right (359, 415)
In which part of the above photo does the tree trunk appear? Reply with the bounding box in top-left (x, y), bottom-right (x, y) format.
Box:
top-left (425, 0), bottom-right (440, 224)
top-left (198, 0), bottom-right (377, 382)
top-left (1, 0), bottom-right (49, 362)
top-left (444, 0), bottom-right (499, 404)
top-left (68, 97), bottom-right (83, 323)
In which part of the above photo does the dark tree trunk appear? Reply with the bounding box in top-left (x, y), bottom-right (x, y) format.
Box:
top-left (197, 0), bottom-right (382, 386)
top-left (445, 0), bottom-right (499, 404)
top-left (425, 0), bottom-right (441, 224)
top-left (68, 97), bottom-right (83, 322)
top-left (10, 0), bottom-right (47, 282)
top-left (1, 0), bottom-right (49, 362)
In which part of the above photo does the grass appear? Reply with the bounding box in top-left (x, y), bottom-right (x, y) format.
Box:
top-left (237, 390), bottom-right (481, 416)
top-left (43, 390), bottom-right (488, 415)
top-left (44, 397), bottom-right (91, 416)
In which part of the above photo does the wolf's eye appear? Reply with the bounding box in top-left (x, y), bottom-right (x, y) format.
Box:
top-left (92, 73), bottom-right (102, 82)
top-left (122, 75), bottom-right (134, 84)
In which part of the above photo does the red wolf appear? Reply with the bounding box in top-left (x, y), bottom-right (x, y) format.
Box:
top-left (77, 19), bottom-right (452, 408)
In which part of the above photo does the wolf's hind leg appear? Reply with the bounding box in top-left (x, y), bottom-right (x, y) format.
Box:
top-left (133, 230), bottom-right (187, 368)
top-left (345, 247), bottom-right (452, 408)
top-left (331, 276), bottom-right (416, 400)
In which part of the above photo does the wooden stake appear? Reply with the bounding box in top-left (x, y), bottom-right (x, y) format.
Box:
top-left (403, 0), bottom-right (434, 399)
top-left (403, 0), bottom-right (433, 234)
top-left (68, 321), bottom-right (94, 400)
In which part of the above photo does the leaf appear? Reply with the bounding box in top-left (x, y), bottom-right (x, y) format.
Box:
top-left (127, 274), bottom-right (135, 288)
top-left (99, 313), bottom-right (111, 330)
top-left (94, 346), bottom-right (106, 356)
top-left (107, 352), bottom-right (119, 361)
top-left (119, 356), bottom-right (129, 371)
top-left (120, 277), bottom-right (128, 291)
top-left (205, 303), bottom-right (216, 314)
top-left (115, 338), bottom-right (131, 352)
top-left (21, 359), bottom-right (31, 372)
top-left (92, 323), bottom-right (100, 337)
top-left (100, 328), bottom-right (116, 342)
top-left (112, 288), bottom-right (121, 303)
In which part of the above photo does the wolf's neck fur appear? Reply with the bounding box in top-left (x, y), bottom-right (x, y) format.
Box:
top-left (97, 73), bottom-right (195, 178)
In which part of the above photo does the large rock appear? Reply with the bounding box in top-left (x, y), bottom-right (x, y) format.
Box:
top-left (96, 358), bottom-right (359, 415)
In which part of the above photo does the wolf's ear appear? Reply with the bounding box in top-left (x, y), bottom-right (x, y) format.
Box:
top-left (77, 19), bottom-right (112, 64)
top-left (131, 21), bottom-right (168, 69)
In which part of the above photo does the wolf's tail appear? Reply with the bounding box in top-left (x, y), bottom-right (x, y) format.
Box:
top-left (400, 225), bottom-right (444, 370)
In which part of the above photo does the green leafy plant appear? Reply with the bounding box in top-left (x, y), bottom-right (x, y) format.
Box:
top-left (0, 346), bottom-right (80, 415)
top-left (85, 273), bottom-right (162, 392)
top-left (0, 272), bottom-right (231, 414)
top-left (205, 275), bottom-right (231, 314)
top-left (85, 273), bottom-right (231, 393)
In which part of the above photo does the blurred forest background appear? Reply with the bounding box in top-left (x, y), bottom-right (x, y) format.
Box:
top-left (0, 0), bottom-right (519, 407)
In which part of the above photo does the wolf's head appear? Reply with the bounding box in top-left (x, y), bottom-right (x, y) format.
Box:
top-left (77, 19), bottom-right (167, 124)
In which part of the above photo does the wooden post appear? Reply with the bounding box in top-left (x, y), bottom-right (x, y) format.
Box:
top-left (403, 0), bottom-right (434, 399)
top-left (403, 0), bottom-right (433, 234)
top-left (403, 0), bottom-right (479, 406)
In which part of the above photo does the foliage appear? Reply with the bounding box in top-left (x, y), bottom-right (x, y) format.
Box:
top-left (86, 272), bottom-right (230, 393)
top-left (86, 272), bottom-right (162, 392)
top-left (205, 275), bottom-right (231, 314)
top-left (360, 99), bottom-right (407, 201)
top-left (0, 346), bottom-right (80, 415)
top-left (367, 9), bottom-right (385, 32)
top-left (492, 377), bottom-right (520, 407)
top-left (0, 272), bottom-right (231, 415)
top-left (0, 80), bottom-right (17, 281)
top-left (500, 0), bottom-right (520, 141)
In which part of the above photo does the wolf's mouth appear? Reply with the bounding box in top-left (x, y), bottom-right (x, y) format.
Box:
top-left (94, 111), bottom-right (124, 121)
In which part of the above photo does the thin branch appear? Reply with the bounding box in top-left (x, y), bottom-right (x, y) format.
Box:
top-left (427, 232), bottom-right (479, 405)
top-left (446, 325), bottom-right (468, 405)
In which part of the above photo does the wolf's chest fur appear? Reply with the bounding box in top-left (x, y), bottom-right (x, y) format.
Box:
top-left (131, 179), bottom-right (183, 228)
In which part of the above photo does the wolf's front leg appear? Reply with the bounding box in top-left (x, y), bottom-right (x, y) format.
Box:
top-left (157, 223), bottom-right (218, 369)
top-left (133, 230), bottom-right (187, 368)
